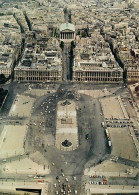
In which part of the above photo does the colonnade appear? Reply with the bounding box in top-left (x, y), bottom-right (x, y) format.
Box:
top-left (60, 32), bottom-right (74, 39)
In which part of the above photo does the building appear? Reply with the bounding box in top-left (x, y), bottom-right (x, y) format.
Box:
top-left (73, 35), bottom-right (123, 83)
top-left (73, 61), bottom-right (123, 82)
top-left (14, 37), bottom-right (62, 82)
top-left (14, 67), bottom-right (62, 82)
top-left (14, 50), bottom-right (62, 82)
top-left (60, 23), bottom-right (75, 42)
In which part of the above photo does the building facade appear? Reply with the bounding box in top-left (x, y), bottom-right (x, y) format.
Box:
top-left (73, 62), bottom-right (123, 83)
top-left (60, 23), bottom-right (75, 42)
top-left (14, 68), bottom-right (62, 82)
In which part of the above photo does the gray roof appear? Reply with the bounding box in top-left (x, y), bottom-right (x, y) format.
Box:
top-left (60, 23), bottom-right (75, 32)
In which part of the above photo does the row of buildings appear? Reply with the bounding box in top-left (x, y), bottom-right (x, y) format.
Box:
top-left (0, 0), bottom-right (138, 83)
top-left (72, 34), bottom-right (123, 83)
top-left (14, 34), bottom-right (62, 82)
top-left (0, 12), bottom-right (22, 78)
top-left (100, 8), bottom-right (139, 83)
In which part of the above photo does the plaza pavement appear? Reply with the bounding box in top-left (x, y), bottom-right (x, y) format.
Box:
top-left (9, 94), bottom-right (35, 117)
top-left (24, 89), bottom-right (56, 97)
top-left (0, 125), bottom-right (27, 159)
top-left (79, 89), bottom-right (110, 98)
top-left (55, 100), bottom-right (78, 151)
top-left (85, 184), bottom-right (139, 194)
top-left (109, 127), bottom-right (137, 161)
top-left (84, 160), bottom-right (139, 177)
top-left (100, 96), bottom-right (127, 119)
top-left (1, 157), bottom-right (50, 175)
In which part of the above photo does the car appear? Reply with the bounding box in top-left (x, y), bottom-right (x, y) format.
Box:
top-left (61, 189), bottom-right (64, 193)
top-left (67, 184), bottom-right (70, 188)
top-left (34, 176), bottom-right (39, 179)
top-left (73, 176), bottom-right (76, 181)
top-left (38, 179), bottom-right (44, 183)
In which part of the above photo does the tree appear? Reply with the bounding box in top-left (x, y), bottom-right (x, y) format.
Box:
top-left (0, 74), bottom-right (6, 84)
top-left (81, 31), bottom-right (87, 38)
top-left (71, 41), bottom-right (75, 50)
top-left (77, 30), bottom-right (80, 35)
top-left (0, 88), bottom-right (8, 107)
top-left (60, 41), bottom-right (64, 50)
top-left (64, 8), bottom-right (67, 14)
top-left (54, 29), bottom-right (57, 37)
top-left (123, 68), bottom-right (127, 83)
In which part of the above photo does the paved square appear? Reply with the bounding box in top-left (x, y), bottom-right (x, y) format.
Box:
top-left (9, 94), bottom-right (35, 117)
top-left (101, 96), bottom-right (128, 119)
top-left (109, 127), bottom-right (137, 161)
top-left (55, 100), bottom-right (78, 151)
top-left (0, 125), bottom-right (27, 158)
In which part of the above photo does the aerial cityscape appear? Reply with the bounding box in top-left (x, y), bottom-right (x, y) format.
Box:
top-left (0, 0), bottom-right (139, 194)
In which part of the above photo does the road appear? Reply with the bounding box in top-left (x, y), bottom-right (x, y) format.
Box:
top-left (62, 44), bottom-right (71, 81)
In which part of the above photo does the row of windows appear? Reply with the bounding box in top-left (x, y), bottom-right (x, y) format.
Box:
top-left (15, 71), bottom-right (60, 77)
top-left (75, 71), bottom-right (122, 77)
top-left (15, 77), bottom-right (60, 81)
top-left (128, 72), bottom-right (139, 76)
top-left (74, 77), bottom-right (122, 82)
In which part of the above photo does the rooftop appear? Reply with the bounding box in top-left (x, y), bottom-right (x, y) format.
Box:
top-left (60, 23), bottom-right (75, 32)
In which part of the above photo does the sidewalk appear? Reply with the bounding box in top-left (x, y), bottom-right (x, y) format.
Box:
top-left (86, 184), bottom-right (139, 194)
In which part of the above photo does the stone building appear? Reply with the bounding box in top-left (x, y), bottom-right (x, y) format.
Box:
top-left (60, 23), bottom-right (75, 42)
top-left (14, 67), bottom-right (62, 82)
top-left (73, 61), bottom-right (123, 83)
